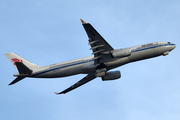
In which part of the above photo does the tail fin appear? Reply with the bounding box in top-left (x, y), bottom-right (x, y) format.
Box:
top-left (5, 52), bottom-right (40, 68)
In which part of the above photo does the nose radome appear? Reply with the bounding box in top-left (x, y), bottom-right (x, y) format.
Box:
top-left (171, 44), bottom-right (176, 50)
top-left (168, 44), bottom-right (176, 52)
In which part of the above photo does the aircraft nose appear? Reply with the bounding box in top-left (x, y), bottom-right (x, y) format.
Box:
top-left (170, 44), bottom-right (176, 51)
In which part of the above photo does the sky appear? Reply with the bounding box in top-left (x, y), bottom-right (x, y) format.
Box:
top-left (1, 0), bottom-right (180, 120)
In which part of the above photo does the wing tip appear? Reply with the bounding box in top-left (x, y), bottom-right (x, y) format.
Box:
top-left (54, 92), bottom-right (64, 95)
top-left (54, 92), bottom-right (59, 95)
top-left (80, 19), bottom-right (87, 24)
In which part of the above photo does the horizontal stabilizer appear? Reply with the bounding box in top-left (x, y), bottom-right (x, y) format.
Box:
top-left (15, 62), bottom-right (32, 74)
top-left (8, 62), bottom-right (32, 85)
top-left (9, 76), bottom-right (25, 85)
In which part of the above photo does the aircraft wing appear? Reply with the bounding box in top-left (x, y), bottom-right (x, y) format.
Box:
top-left (81, 19), bottom-right (114, 65)
top-left (54, 74), bottom-right (96, 94)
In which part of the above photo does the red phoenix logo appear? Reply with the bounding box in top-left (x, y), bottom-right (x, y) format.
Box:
top-left (11, 58), bottom-right (23, 65)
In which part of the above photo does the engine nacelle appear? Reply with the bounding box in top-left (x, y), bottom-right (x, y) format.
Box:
top-left (102, 71), bottom-right (121, 81)
top-left (112, 48), bottom-right (131, 58)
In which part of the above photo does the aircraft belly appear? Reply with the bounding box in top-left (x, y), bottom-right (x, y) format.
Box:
top-left (30, 72), bottom-right (50, 78)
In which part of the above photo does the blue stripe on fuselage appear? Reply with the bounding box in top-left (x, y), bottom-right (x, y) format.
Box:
top-left (31, 43), bottom-right (174, 77)
top-left (132, 43), bottom-right (174, 53)
top-left (30, 59), bottom-right (94, 77)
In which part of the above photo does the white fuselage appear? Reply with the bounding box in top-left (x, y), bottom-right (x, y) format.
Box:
top-left (26, 42), bottom-right (175, 78)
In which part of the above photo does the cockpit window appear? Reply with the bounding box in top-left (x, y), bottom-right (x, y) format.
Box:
top-left (168, 42), bottom-right (171, 44)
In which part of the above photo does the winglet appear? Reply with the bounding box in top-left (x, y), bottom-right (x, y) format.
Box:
top-left (80, 19), bottom-right (87, 24)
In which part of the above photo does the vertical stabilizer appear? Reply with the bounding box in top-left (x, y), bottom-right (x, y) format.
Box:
top-left (5, 52), bottom-right (40, 68)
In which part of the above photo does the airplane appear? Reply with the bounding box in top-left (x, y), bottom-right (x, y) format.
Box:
top-left (5, 19), bottom-right (176, 94)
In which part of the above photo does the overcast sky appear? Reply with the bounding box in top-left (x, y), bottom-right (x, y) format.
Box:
top-left (1, 0), bottom-right (180, 120)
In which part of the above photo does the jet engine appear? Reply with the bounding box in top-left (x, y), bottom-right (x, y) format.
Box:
top-left (112, 48), bottom-right (131, 58)
top-left (102, 71), bottom-right (121, 81)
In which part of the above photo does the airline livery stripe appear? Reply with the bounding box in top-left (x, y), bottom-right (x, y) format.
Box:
top-left (31, 43), bottom-right (175, 77)
top-left (30, 59), bottom-right (94, 77)
top-left (132, 43), bottom-right (175, 53)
